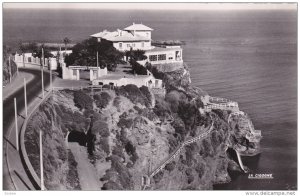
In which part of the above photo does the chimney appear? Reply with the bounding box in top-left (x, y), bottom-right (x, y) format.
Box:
top-left (117, 29), bottom-right (121, 36)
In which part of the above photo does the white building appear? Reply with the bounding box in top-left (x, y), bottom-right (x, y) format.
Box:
top-left (92, 74), bottom-right (163, 89)
top-left (91, 23), bottom-right (183, 65)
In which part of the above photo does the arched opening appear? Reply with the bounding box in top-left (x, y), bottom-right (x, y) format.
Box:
top-left (68, 131), bottom-right (87, 146)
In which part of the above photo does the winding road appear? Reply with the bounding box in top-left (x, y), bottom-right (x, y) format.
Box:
top-left (3, 67), bottom-right (50, 190)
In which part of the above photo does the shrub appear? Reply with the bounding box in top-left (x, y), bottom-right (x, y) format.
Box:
top-left (146, 63), bottom-right (165, 80)
top-left (177, 101), bottom-right (198, 131)
top-left (133, 105), bottom-right (143, 114)
top-left (100, 137), bottom-right (110, 155)
top-left (130, 60), bottom-right (148, 75)
top-left (139, 86), bottom-right (152, 105)
top-left (94, 92), bottom-right (111, 109)
top-left (125, 141), bottom-right (135, 156)
top-left (165, 161), bottom-right (176, 172)
top-left (185, 146), bottom-right (194, 167)
top-left (211, 131), bottom-right (221, 151)
top-left (153, 170), bottom-right (164, 184)
top-left (126, 49), bottom-right (147, 61)
top-left (109, 155), bottom-right (134, 189)
top-left (92, 120), bottom-right (110, 137)
top-left (139, 108), bottom-right (157, 121)
top-left (165, 91), bottom-right (182, 113)
top-left (73, 91), bottom-right (93, 110)
top-left (112, 144), bottom-right (125, 161)
top-left (113, 96), bottom-right (122, 109)
top-left (201, 139), bottom-right (213, 158)
top-left (153, 97), bottom-right (171, 119)
top-left (101, 181), bottom-right (122, 190)
top-left (125, 141), bottom-right (139, 165)
top-left (195, 162), bottom-right (205, 179)
top-left (116, 84), bottom-right (149, 106)
top-left (168, 134), bottom-right (179, 153)
top-left (172, 115), bottom-right (186, 139)
top-left (117, 118), bottom-right (134, 129)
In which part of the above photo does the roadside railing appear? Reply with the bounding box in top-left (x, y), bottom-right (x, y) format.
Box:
top-left (19, 90), bottom-right (52, 190)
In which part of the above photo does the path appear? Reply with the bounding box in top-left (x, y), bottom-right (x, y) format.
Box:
top-left (68, 143), bottom-right (101, 190)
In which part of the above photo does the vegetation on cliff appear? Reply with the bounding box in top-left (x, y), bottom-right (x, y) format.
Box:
top-left (24, 63), bottom-right (261, 190)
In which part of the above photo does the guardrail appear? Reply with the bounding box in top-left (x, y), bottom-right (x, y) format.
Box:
top-left (19, 90), bottom-right (52, 190)
top-left (209, 96), bottom-right (231, 103)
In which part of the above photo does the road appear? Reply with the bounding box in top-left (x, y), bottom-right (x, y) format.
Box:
top-left (3, 67), bottom-right (50, 190)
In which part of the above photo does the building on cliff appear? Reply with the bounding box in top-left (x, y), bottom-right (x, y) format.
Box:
top-left (90, 23), bottom-right (183, 65)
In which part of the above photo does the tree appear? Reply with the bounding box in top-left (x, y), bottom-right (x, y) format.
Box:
top-left (3, 45), bottom-right (11, 60)
top-left (125, 49), bottom-right (147, 61)
top-left (18, 42), bottom-right (53, 58)
top-left (63, 37), bottom-right (71, 51)
top-left (64, 38), bottom-right (124, 71)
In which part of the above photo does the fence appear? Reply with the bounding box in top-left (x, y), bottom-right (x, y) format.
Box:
top-left (3, 57), bottom-right (18, 86)
top-left (14, 54), bottom-right (58, 70)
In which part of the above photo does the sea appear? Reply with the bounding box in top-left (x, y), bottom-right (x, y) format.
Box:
top-left (3, 8), bottom-right (297, 190)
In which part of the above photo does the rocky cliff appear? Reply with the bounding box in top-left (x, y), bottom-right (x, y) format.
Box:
top-left (24, 64), bottom-right (262, 190)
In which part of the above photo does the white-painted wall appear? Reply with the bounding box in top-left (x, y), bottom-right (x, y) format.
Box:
top-left (132, 30), bottom-right (152, 40)
top-left (144, 48), bottom-right (183, 65)
top-left (92, 75), bottom-right (163, 89)
top-left (62, 64), bottom-right (108, 80)
top-left (113, 41), bottom-right (152, 51)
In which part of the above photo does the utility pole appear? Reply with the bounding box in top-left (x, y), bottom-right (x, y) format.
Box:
top-left (24, 78), bottom-right (28, 117)
top-left (96, 51), bottom-right (99, 68)
top-left (14, 98), bottom-right (19, 151)
top-left (9, 56), bottom-right (12, 83)
top-left (23, 54), bottom-right (25, 67)
top-left (41, 67), bottom-right (44, 99)
top-left (49, 66), bottom-right (52, 92)
top-left (39, 130), bottom-right (45, 190)
top-left (42, 48), bottom-right (44, 67)
top-left (41, 48), bottom-right (45, 99)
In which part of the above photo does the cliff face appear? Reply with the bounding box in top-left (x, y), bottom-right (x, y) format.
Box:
top-left (24, 63), bottom-right (261, 190)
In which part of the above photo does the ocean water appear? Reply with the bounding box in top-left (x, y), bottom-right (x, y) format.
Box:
top-left (3, 8), bottom-right (297, 190)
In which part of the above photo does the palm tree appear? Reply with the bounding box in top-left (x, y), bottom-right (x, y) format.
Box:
top-left (63, 37), bottom-right (71, 52)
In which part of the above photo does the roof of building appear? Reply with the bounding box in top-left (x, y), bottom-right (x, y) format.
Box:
top-left (124, 23), bottom-right (153, 31)
top-left (145, 46), bottom-right (182, 53)
top-left (91, 29), bottom-right (150, 42)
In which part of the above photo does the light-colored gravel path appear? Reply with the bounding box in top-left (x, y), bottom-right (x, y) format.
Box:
top-left (68, 143), bottom-right (101, 190)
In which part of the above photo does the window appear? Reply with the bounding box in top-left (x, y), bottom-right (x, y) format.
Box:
top-left (149, 55), bottom-right (158, 61)
top-left (133, 43), bottom-right (135, 47)
top-left (158, 54), bottom-right (166, 61)
top-left (73, 69), bottom-right (77, 76)
top-left (142, 42), bottom-right (144, 47)
top-left (119, 42), bottom-right (122, 48)
top-left (127, 44), bottom-right (130, 48)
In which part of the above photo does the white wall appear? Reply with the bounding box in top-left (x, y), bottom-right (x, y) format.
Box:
top-left (134, 30), bottom-right (152, 40)
top-left (113, 41), bottom-right (152, 51)
top-left (144, 48), bottom-right (183, 65)
top-left (92, 75), bottom-right (163, 89)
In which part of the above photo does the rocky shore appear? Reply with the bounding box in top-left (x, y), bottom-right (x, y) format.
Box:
top-left (24, 63), bottom-right (262, 190)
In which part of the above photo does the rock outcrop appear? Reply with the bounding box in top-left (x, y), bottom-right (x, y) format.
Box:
top-left (24, 63), bottom-right (261, 190)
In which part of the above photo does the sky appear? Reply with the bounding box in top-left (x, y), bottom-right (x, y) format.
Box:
top-left (3, 2), bottom-right (297, 10)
